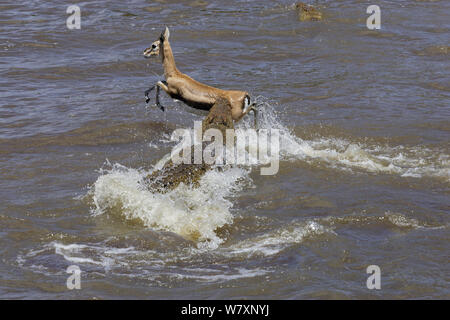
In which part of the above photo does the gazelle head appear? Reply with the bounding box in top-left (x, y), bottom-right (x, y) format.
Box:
top-left (143, 27), bottom-right (170, 59)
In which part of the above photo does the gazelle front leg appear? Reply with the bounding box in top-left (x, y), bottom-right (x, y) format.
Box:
top-left (144, 85), bottom-right (155, 104)
top-left (144, 83), bottom-right (162, 111)
top-left (155, 85), bottom-right (164, 111)
top-left (157, 80), bottom-right (169, 92)
top-left (156, 80), bottom-right (170, 111)
top-left (144, 81), bottom-right (166, 111)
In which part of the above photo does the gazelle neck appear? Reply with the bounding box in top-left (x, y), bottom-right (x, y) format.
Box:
top-left (161, 40), bottom-right (178, 77)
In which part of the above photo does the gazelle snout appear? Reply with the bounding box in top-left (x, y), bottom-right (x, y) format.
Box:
top-left (143, 47), bottom-right (153, 58)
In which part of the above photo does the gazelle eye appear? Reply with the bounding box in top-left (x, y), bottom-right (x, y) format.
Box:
top-left (152, 44), bottom-right (156, 49)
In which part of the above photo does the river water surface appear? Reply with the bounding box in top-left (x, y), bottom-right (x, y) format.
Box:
top-left (0, 0), bottom-right (449, 299)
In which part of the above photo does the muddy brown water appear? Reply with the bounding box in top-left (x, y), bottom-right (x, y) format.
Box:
top-left (0, 0), bottom-right (449, 299)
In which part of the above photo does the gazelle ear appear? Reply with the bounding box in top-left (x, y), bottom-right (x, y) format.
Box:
top-left (160, 26), bottom-right (170, 42)
top-left (164, 27), bottom-right (170, 40)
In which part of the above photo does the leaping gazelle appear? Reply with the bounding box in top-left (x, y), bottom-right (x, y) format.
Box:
top-left (143, 27), bottom-right (258, 126)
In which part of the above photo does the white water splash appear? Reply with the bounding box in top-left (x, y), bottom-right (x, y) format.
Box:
top-left (242, 97), bottom-right (450, 181)
top-left (90, 163), bottom-right (248, 248)
top-left (89, 98), bottom-right (448, 247)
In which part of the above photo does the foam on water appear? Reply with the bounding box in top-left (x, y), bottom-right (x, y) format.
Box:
top-left (222, 221), bottom-right (336, 257)
top-left (18, 221), bottom-right (335, 283)
top-left (16, 214), bottom-right (443, 284)
top-left (54, 243), bottom-right (110, 267)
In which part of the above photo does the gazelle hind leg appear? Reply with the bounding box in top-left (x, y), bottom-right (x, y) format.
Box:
top-left (240, 102), bottom-right (258, 129)
top-left (251, 106), bottom-right (258, 129)
top-left (242, 96), bottom-right (259, 129)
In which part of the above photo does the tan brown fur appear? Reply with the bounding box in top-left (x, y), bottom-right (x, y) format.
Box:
top-left (144, 27), bottom-right (255, 122)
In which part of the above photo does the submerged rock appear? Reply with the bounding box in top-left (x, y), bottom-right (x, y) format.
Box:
top-left (296, 2), bottom-right (322, 21)
top-left (144, 98), bottom-right (234, 193)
